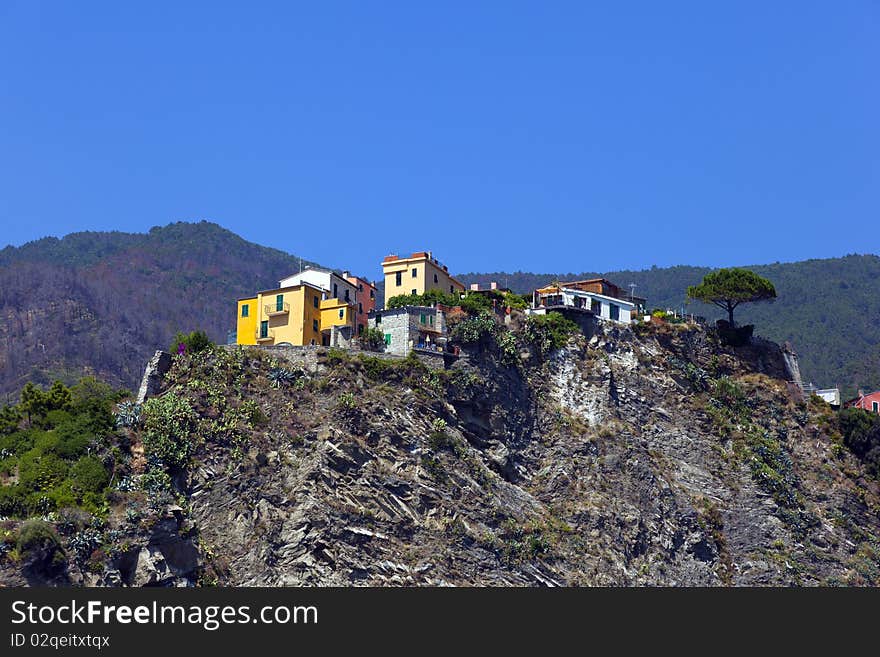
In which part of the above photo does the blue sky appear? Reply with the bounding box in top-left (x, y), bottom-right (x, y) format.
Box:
top-left (1, 1), bottom-right (877, 277)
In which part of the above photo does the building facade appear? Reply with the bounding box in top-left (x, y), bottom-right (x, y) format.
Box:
top-left (532, 282), bottom-right (637, 324)
top-left (236, 282), bottom-right (325, 346)
top-left (381, 251), bottom-right (465, 302)
top-left (846, 390), bottom-right (880, 415)
top-left (280, 267), bottom-right (358, 307)
top-left (344, 271), bottom-right (377, 335)
top-left (368, 306), bottom-right (448, 356)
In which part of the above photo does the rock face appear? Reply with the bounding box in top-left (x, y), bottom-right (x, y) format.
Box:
top-left (171, 323), bottom-right (880, 586)
top-left (3, 321), bottom-right (878, 587)
top-left (136, 350), bottom-right (172, 404)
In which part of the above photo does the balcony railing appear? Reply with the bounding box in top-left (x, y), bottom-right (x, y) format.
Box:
top-left (265, 302), bottom-right (290, 316)
top-left (255, 329), bottom-right (275, 342)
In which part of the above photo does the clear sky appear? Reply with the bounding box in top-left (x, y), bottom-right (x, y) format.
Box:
top-left (1, 1), bottom-right (877, 277)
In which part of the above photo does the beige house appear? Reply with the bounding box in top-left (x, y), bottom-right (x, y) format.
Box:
top-left (381, 251), bottom-right (465, 301)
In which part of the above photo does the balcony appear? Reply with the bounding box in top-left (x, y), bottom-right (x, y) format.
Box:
top-left (255, 329), bottom-right (275, 343)
top-left (265, 302), bottom-right (290, 317)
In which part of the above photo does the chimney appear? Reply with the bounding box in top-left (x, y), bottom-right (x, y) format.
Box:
top-left (470, 283), bottom-right (479, 291)
top-left (342, 270), bottom-right (350, 279)
top-left (490, 281), bottom-right (498, 290)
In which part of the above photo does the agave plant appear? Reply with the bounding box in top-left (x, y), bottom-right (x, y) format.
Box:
top-left (268, 367), bottom-right (301, 388)
top-left (115, 401), bottom-right (142, 428)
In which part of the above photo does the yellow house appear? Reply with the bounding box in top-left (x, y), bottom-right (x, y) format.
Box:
top-left (318, 297), bottom-right (358, 345)
top-left (381, 251), bottom-right (465, 301)
top-left (236, 282), bottom-right (324, 346)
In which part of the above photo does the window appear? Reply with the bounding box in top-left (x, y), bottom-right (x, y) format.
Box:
top-left (276, 294), bottom-right (284, 311)
top-left (591, 299), bottom-right (601, 314)
top-left (310, 339), bottom-right (316, 345)
top-left (411, 289), bottom-right (417, 295)
top-left (313, 295), bottom-right (319, 308)
top-left (449, 285), bottom-right (454, 294)
top-left (411, 268), bottom-right (417, 278)
top-left (434, 273), bottom-right (438, 284)
top-left (259, 321), bottom-right (268, 339)
top-left (333, 283), bottom-right (338, 298)
top-left (384, 333), bottom-right (392, 346)
top-left (358, 284), bottom-right (363, 292)
top-left (370, 290), bottom-right (375, 299)
top-left (359, 303), bottom-right (363, 313)
top-left (344, 289), bottom-right (350, 301)
top-left (420, 313), bottom-right (426, 324)
top-left (375, 313), bottom-right (382, 324)
top-left (610, 304), bottom-right (620, 321)
top-left (874, 401), bottom-right (880, 413)
top-left (395, 271), bottom-right (402, 286)
top-left (358, 324), bottom-right (364, 335)
top-left (241, 304), bottom-right (249, 318)
top-left (338, 309), bottom-right (344, 319)
top-left (429, 315), bottom-right (434, 326)
top-left (313, 319), bottom-right (319, 331)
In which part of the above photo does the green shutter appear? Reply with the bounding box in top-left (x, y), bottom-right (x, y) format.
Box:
top-left (276, 294), bottom-right (284, 311)
top-left (384, 333), bottom-right (392, 345)
top-left (241, 304), bottom-right (249, 318)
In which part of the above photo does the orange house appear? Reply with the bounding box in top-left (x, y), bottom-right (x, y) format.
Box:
top-left (344, 271), bottom-right (377, 336)
top-left (846, 390), bottom-right (880, 415)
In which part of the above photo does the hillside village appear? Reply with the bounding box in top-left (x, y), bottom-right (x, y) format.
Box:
top-left (233, 249), bottom-right (877, 414)
top-left (235, 249), bottom-right (649, 353)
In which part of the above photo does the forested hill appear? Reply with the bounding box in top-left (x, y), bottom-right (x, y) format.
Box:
top-left (0, 222), bottom-right (321, 398)
top-left (458, 255), bottom-right (880, 397)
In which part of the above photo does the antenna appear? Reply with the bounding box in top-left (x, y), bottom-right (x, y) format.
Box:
top-left (628, 282), bottom-right (637, 302)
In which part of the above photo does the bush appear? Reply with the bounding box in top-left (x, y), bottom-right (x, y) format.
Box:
top-left (522, 313), bottom-right (580, 356)
top-left (141, 395), bottom-right (199, 470)
top-left (16, 519), bottom-right (61, 560)
top-left (18, 450), bottom-right (69, 492)
top-left (360, 326), bottom-right (386, 352)
top-left (170, 329), bottom-right (213, 355)
top-left (451, 312), bottom-right (497, 345)
top-left (69, 456), bottom-right (110, 495)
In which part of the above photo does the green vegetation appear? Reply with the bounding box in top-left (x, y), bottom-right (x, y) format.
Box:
top-left (170, 329), bottom-right (213, 355)
top-left (0, 378), bottom-right (125, 518)
top-left (522, 313), bottom-right (580, 356)
top-left (687, 268), bottom-right (777, 326)
top-left (386, 288), bottom-right (493, 315)
top-left (141, 395), bottom-right (199, 470)
top-left (839, 407), bottom-right (880, 478)
top-left (359, 326), bottom-right (386, 351)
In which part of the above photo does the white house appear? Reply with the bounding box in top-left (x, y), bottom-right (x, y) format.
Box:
top-left (532, 283), bottom-right (636, 324)
top-left (279, 267), bottom-right (358, 305)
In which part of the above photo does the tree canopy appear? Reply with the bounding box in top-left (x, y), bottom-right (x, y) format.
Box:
top-left (686, 268), bottom-right (776, 325)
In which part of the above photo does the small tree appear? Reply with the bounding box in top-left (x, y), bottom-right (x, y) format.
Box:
top-left (360, 326), bottom-right (386, 352)
top-left (686, 268), bottom-right (776, 326)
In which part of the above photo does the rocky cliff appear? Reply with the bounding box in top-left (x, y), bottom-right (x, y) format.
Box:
top-left (3, 319), bottom-right (879, 586)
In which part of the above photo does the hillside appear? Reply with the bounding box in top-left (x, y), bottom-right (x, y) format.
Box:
top-left (0, 222), bottom-right (322, 398)
top-left (1, 222), bottom-right (877, 400)
top-left (459, 255), bottom-right (880, 397)
top-left (2, 318), bottom-right (879, 586)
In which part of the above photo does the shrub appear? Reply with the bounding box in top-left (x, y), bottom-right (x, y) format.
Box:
top-left (141, 395), bottom-right (199, 470)
top-left (451, 312), bottom-right (497, 345)
top-left (69, 456), bottom-right (110, 495)
top-left (16, 519), bottom-right (61, 559)
top-left (839, 407), bottom-right (880, 457)
top-left (170, 329), bottom-right (213, 355)
top-left (522, 313), bottom-right (579, 356)
top-left (360, 327), bottom-right (386, 352)
top-left (18, 450), bottom-right (69, 492)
